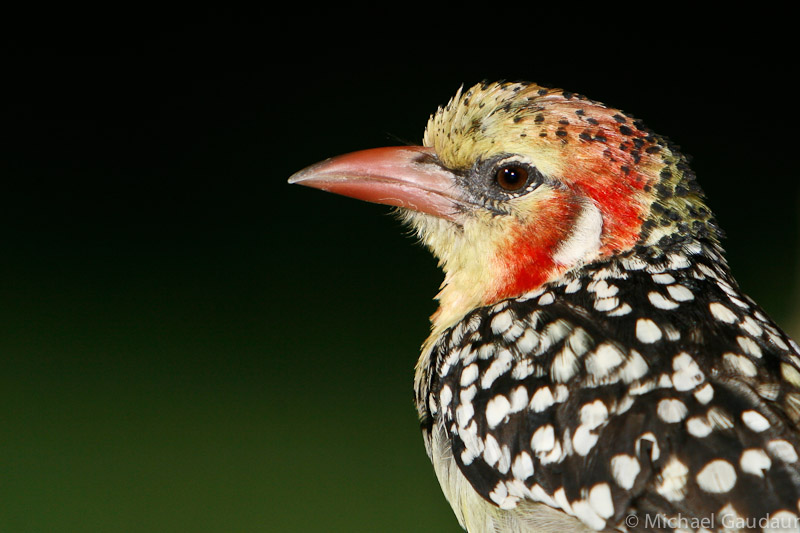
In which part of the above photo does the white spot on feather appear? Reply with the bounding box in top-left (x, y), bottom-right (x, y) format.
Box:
top-left (742, 410), bottom-right (770, 432)
top-left (667, 253), bottom-right (690, 269)
top-left (687, 416), bottom-right (712, 438)
top-left (460, 422), bottom-right (481, 465)
top-left (696, 459), bottom-right (737, 493)
top-left (723, 353), bottom-right (758, 377)
top-left (594, 297), bottom-right (619, 312)
top-left (531, 424), bottom-right (555, 454)
top-left (529, 484), bottom-right (557, 508)
top-left (571, 500), bottom-right (606, 531)
top-left (553, 384), bottom-right (569, 402)
top-left (553, 487), bottom-right (573, 515)
top-left (566, 328), bottom-right (593, 357)
top-left (649, 291), bottom-right (680, 310)
top-left (610, 454), bottom-right (640, 489)
top-left (538, 292), bottom-right (555, 305)
top-left (572, 425), bottom-right (599, 456)
top-left (586, 343), bottom-right (624, 379)
top-left (486, 395), bottom-right (511, 428)
top-left (511, 359), bottom-right (536, 380)
top-left (481, 349), bottom-right (513, 389)
top-left (740, 316), bottom-right (763, 337)
top-left (636, 318), bottom-right (662, 343)
top-left (620, 350), bottom-right (649, 383)
top-left (503, 322), bottom-right (525, 342)
top-left (439, 385), bottom-right (452, 409)
top-left (588, 483), bottom-right (615, 519)
top-left (460, 363), bottom-right (478, 386)
top-left (477, 344), bottom-right (495, 361)
top-left (740, 448), bottom-right (771, 477)
top-left (658, 398), bottom-right (688, 423)
top-left (511, 451), bottom-right (534, 480)
top-left (509, 386), bottom-right (528, 413)
top-left (460, 385), bottom-right (477, 405)
top-left (515, 329), bottom-right (539, 354)
top-left (580, 400), bottom-right (608, 428)
top-left (684, 241), bottom-right (703, 255)
top-left (782, 363), bottom-right (800, 387)
top-left (737, 336), bottom-right (763, 358)
top-left (483, 433), bottom-right (502, 466)
top-left (672, 352), bottom-right (704, 391)
top-left (520, 287), bottom-right (545, 301)
top-left (551, 345), bottom-right (579, 383)
top-left (694, 383), bottom-right (714, 404)
top-left (530, 387), bottom-right (555, 413)
top-left (607, 303), bottom-right (632, 316)
top-left (657, 456), bottom-right (689, 501)
top-left (709, 302), bottom-right (737, 323)
top-left (791, 339), bottom-right (800, 354)
top-left (728, 295), bottom-right (749, 309)
top-left (588, 280), bottom-right (618, 298)
top-left (666, 284), bottom-right (694, 302)
top-left (488, 481), bottom-right (517, 509)
top-left (768, 440), bottom-right (799, 463)
top-left (539, 439), bottom-right (564, 465)
top-left (564, 278), bottom-right (582, 293)
top-left (456, 403), bottom-right (474, 428)
top-left (491, 310), bottom-right (513, 334)
top-left (459, 344), bottom-right (476, 366)
top-left (770, 331), bottom-right (790, 351)
top-left (537, 319), bottom-right (571, 355)
top-left (497, 445), bottom-right (511, 474)
top-left (629, 379), bottom-right (657, 396)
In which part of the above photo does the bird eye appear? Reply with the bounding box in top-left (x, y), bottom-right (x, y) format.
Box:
top-left (494, 165), bottom-right (529, 192)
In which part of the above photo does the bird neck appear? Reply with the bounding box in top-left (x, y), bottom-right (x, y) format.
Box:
top-left (426, 203), bottom-right (591, 336)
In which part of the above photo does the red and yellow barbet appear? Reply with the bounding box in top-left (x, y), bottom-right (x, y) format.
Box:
top-left (290, 81), bottom-right (800, 532)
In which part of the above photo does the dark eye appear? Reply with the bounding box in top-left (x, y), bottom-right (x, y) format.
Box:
top-left (495, 165), bottom-right (529, 191)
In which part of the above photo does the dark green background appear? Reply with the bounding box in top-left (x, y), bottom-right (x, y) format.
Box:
top-left (2, 22), bottom-right (798, 532)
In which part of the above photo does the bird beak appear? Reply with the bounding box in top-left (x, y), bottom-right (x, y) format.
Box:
top-left (288, 146), bottom-right (466, 221)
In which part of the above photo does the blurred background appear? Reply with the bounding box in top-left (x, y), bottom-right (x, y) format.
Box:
top-left (2, 16), bottom-right (797, 532)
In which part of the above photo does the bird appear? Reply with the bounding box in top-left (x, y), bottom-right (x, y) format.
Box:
top-left (289, 81), bottom-right (800, 532)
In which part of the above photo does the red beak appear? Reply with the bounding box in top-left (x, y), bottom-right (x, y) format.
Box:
top-left (288, 146), bottom-right (467, 221)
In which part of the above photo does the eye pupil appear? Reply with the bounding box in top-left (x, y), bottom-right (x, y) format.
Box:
top-left (495, 165), bottom-right (529, 191)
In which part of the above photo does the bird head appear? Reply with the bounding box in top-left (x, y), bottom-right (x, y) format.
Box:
top-left (290, 81), bottom-right (719, 331)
